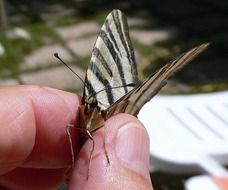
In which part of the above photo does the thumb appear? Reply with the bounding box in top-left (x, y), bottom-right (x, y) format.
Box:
top-left (68, 114), bottom-right (153, 190)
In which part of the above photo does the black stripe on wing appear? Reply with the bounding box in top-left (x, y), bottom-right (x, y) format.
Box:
top-left (92, 47), bottom-right (113, 77)
top-left (84, 80), bottom-right (96, 100)
top-left (111, 10), bottom-right (138, 78)
top-left (89, 63), bottom-right (114, 105)
top-left (112, 11), bottom-right (134, 68)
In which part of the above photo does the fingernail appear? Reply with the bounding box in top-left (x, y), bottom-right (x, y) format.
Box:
top-left (116, 123), bottom-right (150, 178)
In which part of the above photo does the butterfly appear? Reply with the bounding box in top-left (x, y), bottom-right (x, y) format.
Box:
top-left (63, 9), bottom-right (209, 178)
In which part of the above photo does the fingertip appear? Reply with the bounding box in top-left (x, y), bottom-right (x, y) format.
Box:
top-left (214, 176), bottom-right (228, 190)
top-left (115, 117), bottom-right (150, 179)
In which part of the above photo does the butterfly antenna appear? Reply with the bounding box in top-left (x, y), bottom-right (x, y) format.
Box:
top-left (54, 52), bottom-right (85, 85)
top-left (90, 83), bottom-right (136, 99)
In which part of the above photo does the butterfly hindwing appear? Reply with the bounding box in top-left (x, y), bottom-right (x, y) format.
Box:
top-left (106, 43), bottom-right (209, 117)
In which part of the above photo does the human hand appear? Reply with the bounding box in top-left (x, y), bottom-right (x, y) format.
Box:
top-left (0, 85), bottom-right (152, 190)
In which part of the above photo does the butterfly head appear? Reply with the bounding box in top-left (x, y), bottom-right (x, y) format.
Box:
top-left (84, 96), bottom-right (98, 107)
top-left (83, 95), bottom-right (106, 114)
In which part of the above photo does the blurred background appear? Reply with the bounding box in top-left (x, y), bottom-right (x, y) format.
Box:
top-left (0, 0), bottom-right (228, 189)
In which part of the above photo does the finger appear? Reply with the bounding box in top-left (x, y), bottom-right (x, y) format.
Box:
top-left (0, 167), bottom-right (66, 190)
top-left (0, 85), bottom-right (80, 174)
top-left (68, 114), bottom-right (153, 190)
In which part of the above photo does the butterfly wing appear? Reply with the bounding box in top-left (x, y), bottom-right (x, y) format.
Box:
top-left (83, 9), bottom-right (138, 108)
top-left (106, 43), bottom-right (209, 117)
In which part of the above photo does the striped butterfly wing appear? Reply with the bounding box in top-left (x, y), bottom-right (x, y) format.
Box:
top-left (83, 9), bottom-right (138, 110)
top-left (106, 43), bottom-right (209, 117)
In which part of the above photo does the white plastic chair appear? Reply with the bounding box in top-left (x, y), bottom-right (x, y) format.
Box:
top-left (138, 91), bottom-right (228, 189)
top-left (185, 175), bottom-right (228, 190)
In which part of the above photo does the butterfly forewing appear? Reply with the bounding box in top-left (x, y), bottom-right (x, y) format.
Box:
top-left (106, 43), bottom-right (209, 117)
top-left (83, 9), bottom-right (138, 109)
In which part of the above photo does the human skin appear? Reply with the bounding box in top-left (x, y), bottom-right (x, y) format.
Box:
top-left (0, 85), bottom-right (152, 190)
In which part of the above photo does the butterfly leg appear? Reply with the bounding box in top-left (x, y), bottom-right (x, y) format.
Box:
top-left (85, 129), bottom-right (95, 180)
top-left (66, 124), bottom-right (75, 168)
top-left (71, 125), bottom-right (95, 180)
top-left (103, 124), bottom-right (110, 166)
top-left (101, 111), bottom-right (110, 166)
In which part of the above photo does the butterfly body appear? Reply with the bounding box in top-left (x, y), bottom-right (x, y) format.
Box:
top-left (79, 99), bottom-right (105, 134)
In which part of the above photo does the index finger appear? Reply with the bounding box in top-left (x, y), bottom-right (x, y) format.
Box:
top-left (0, 85), bottom-right (80, 174)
